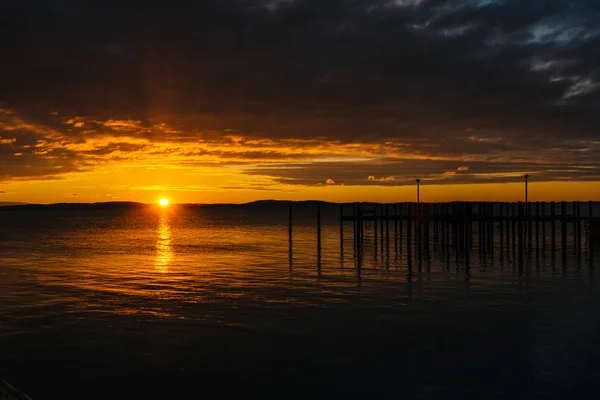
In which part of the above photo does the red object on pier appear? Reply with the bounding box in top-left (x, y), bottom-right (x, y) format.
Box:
top-left (414, 203), bottom-right (430, 224)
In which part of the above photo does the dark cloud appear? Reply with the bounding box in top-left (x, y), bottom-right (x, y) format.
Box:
top-left (1, 0), bottom-right (600, 184)
top-left (3, 1), bottom-right (600, 117)
top-left (244, 158), bottom-right (600, 186)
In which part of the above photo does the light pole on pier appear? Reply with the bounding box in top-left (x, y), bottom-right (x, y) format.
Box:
top-left (416, 179), bottom-right (421, 204)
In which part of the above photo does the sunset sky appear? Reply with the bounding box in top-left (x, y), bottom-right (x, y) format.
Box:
top-left (1, 0), bottom-right (600, 204)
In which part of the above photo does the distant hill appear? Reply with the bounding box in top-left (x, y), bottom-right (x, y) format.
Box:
top-left (0, 200), bottom-right (349, 212)
top-left (0, 199), bottom-right (491, 211)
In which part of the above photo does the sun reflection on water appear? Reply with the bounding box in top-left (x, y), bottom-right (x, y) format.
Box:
top-left (155, 213), bottom-right (172, 273)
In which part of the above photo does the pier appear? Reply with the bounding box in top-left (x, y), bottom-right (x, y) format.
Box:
top-left (289, 201), bottom-right (600, 259)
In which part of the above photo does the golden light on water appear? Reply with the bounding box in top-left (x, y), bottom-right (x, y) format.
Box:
top-left (155, 214), bottom-right (172, 273)
top-left (159, 198), bottom-right (169, 207)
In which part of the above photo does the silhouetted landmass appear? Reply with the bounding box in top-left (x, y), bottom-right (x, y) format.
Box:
top-left (0, 202), bottom-right (29, 206)
top-left (0, 200), bottom-right (350, 212)
top-left (3, 200), bottom-right (595, 213)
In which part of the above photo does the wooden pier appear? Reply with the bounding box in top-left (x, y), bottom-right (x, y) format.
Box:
top-left (289, 201), bottom-right (599, 257)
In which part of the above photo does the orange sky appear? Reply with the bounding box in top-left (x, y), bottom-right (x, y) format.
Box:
top-left (2, 169), bottom-right (599, 205)
top-left (2, 1), bottom-right (600, 205)
top-left (1, 109), bottom-right (600, 204)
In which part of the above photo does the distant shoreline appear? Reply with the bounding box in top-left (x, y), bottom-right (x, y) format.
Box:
top-left (0, 200), bottom-right (339, 210)
top-left (1, 199), bottom-right (598, 211)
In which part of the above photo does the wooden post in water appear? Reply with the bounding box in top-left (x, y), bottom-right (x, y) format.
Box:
top-left (572, 201), bottom-right (577, 253)
top-left (339, 204), bottom-right (343, 244)
top-left (465, 203), bottom-right (473, 249)
top-left (432, 204), bottom-right (438, 244)
top-left (445, 203), bottom-right (450, 251)
top-left (590, 201), bottom-right (594, 257)
top-left (541, 202), bottom-right (546, 253)
top-left (395, 203), bottom-right (399, 247)
top-left (353, 202), bottom-right (358, 252)
top-left (511, 202), bottom-right (517, 251)
top-left (288, 203), bottom-right (293, 265)
top-left (499, 202), bottom-right (504, 250)
top-left (468, 203), bottom-right (474, 250)
top-left (380, 205), bottom-right (385, 256)
top-left (359, 203), bottom-right (364, 249)
top-left (415, 203), bottom-right (421, 253)
top-left (480, 203), bottom-right (486, 253)
top-left (478, 202), bottom-right (484, 252)
top-left (488, 203), bottom-right (494, 253)
top-left (386, 204), bottom-right (390, 251)
top-left (358, 203), bottom-right (365, 246)
top-left (561, 201), bottom-right (567, 251)
top-left (358, 203), bottom-right (364, 260)
top-left (504, 203), bottom-right (509, 252)
top-left (518, 201), bottom-right (524, 251)
top-left (439, 204), bottom-right (445, 251)
top-left (524, 174), bottom-right (530, 211)
top-left (316, 204), bottom-right (322, 274)
top-left (407, 203), bottom-right (413, 252)
top-left (551, 201), bottom-right (556, 251)
top-left (483, 203), bottom-right (493, 253)
top-left (576, 201), bottom-right (581, 253)
top-left (381, 204), bottom-right (386, 256)
top-left (399, 203), bottom-right (404, 252)
top-left (535, 202), bottom-right (540, 254)
top-left (451, 204), bottom-right (457, 251)
top-left (289, 203), bottom-right (293, 243)
top-left (373, 205), bottom-right (378, 251)
top-left (456, 204), bottom-right (463, 252)
top-left (424, 204), bottom-right (431, 250)
top-left (464, 203), bottom-right (470, 253)
top-left (506, 203), bottom-right (511, 252)
top-left (394, 203), bottom-right (399, 255)
top-left (317, 203), bottom-right (321, 247)
top-left (527, 202), bottom-right (533, 251)
top-left (465, 203), bottom-right (470, 252)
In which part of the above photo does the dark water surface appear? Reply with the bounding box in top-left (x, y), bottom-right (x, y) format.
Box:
top-left (1, 205), bottom-right (599, 399)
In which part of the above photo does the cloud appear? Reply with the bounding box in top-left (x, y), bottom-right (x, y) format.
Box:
top-left (3, 1), bottom-right (600, 124)
top-left (244, 158), bottom-right (600, 186)
top-left (1, 1), bottom-right (600, 189)
top-left (2, 107), bottom-right (600, 187)
top-left (368, 175), bottom-right (397, 182)
top-left (0, 111), bottom-right (85, 181)
top-left (444, 165), bottom-right (469, 177)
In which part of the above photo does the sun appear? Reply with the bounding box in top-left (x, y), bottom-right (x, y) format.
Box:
top-left (159, 198), bottom-right (169, 207)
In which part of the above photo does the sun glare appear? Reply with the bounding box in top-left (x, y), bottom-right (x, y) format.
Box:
top-left (159, 198), bottom-right (169, 207)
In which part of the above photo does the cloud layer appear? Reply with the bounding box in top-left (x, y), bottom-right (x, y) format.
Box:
top-left (1, 0), bottom-right (600, 192)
